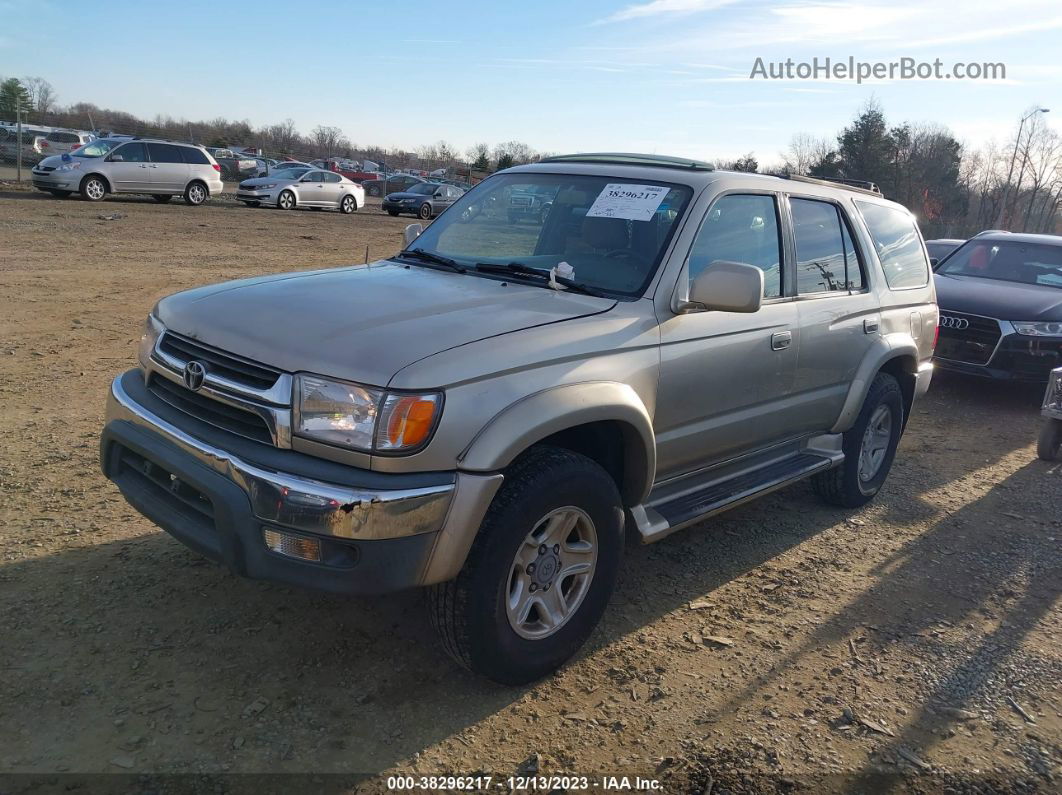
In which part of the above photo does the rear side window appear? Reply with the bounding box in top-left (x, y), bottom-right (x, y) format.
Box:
top-left (323, 172), bottom-right (342, 183)
top-left (790, 198), bottom-right (864, 293)
top-left (180, 147), bottom-right (210, 165)
top-left (856, 201), bottom-right (929, 289)
top-left (147, 143), bottom-right (184, 163)
top-left (688, 194), bottom-right (783, 298)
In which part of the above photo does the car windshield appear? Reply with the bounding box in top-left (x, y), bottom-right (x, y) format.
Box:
top-left (407, 183), bottom-right (436, 195)
top-left (73, 140), bottom-right (120, 158)
top-left (404, 173), bottom-right (693, 297)
top-left (273, 167), bottom-right (310, 178)
top-left (937, 239), bottom-right (1062, 289)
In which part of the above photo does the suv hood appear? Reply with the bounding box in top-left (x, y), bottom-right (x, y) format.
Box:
top-left (156, 262), bottom-right (615, 387)
top-left (934, 273), bottom-right (1062, 321)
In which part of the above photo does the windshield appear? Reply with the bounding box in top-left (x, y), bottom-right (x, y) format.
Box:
top-left (272, 167), bottom-right (310, 179)
top-left (74, 140), bottom-right (120, 158)
top-left (405, 173), bottom-right (693, 297)
top-left (407, 183), bottom-right (436, 195)
top-left (937, 239), bottom-right (1062, 289)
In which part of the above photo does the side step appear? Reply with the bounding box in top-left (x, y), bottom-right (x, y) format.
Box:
top-left (632, 452), bottom-right (839, 544)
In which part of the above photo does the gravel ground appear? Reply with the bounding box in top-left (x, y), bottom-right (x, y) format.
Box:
top-left (0, 182), bottom-right (1059, 793)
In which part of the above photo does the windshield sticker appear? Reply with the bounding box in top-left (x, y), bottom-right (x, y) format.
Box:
top-left (586, 184), bottom-right (669, 222)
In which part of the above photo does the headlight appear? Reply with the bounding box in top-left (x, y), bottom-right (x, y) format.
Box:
top-left (138, 315), bottom-right (164, 370)
top-left (1013, 321), bottom-right (1062, 337)
top-left (258, 183), bottom-right (277, 189)
top-left (294, 374), bottom-right (441, 453)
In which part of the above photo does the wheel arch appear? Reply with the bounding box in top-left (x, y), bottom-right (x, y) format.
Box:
top-left (459, 382), bottom-right (656, 505)
top-left (831, 335), bottom-right (920, 434)
top-left (186, 177), bottom-right (209, 196)
top-left (81, 172), bottom-right (112, 193)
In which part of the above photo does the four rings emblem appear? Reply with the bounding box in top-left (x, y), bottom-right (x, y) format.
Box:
top-left (183, 360), bottom-right (207, 391)
top-left (939, 315), bottom-right (969, 330)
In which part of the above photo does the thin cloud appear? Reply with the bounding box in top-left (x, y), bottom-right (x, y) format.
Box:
top-left (596, 0), bottom-right (739, 25)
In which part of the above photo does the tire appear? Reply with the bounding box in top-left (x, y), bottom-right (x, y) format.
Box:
top-left (48, 190), bottom-right (71, 199)
top-left (1038, 418), bottom-right (1062, 461)
top-left (184, 182), bottom-right (208, 206)
top-left (813, 372), bottom-right (904, 508)
top-left (368, 185), bottom-right (382, 197)
top-left (340, 194), bottom-right (357, 214)
top-left (242, 201), bottom-right (260, 208)
top-left (428, 446), bottom-right (624, 685)
top-left (79, 175), bottom-right (107, 202)
top-left (386, 209), bottom-right (400, 217)
top-left (152, 194), bottom-right (173, 203)
top-left (277, 190), bottom-right (296, 210)
top-left (418, 203), bottom-right (433, 220)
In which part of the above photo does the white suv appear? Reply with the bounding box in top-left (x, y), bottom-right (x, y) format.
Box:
top-left (31, 138), bottom-right (225, 205)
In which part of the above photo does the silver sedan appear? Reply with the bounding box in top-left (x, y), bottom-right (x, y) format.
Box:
top-left (236, 167), bottom-right (364, 213)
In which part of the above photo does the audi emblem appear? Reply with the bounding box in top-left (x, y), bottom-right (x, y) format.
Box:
top-left (183, 360), bottom-right (207, 391)
top-left (939, 315), bottom-right (969, 330)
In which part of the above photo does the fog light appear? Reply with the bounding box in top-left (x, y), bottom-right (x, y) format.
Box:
top-left (262, 528), bottom-right (321, 562)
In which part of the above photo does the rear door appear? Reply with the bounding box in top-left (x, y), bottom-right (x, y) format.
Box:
top-left (787, 195), bottom-right (878, 432)
top-left (105, 142), bottom-right (151, 192)
top-left (320, 171), bottom-right (344, 205)
top-left (146, 143), bottom-right (190, 192)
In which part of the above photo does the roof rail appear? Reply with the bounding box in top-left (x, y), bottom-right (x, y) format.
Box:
top-left (783, 173), bottom-right (882, 196)
top-left (539, 152), bottom-right (715, 171)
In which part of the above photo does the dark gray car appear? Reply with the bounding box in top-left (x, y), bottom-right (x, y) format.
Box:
top-left (382, 182), bottom-right (465, 219)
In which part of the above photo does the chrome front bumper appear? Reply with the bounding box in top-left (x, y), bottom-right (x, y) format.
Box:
top-left (105, 371), bottom-right (453, 541)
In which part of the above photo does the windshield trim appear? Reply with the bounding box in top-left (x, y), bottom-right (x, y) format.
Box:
top-left (401, 171), bottom-right (695, 301)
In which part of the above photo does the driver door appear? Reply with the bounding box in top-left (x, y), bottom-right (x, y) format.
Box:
top-left (655, 192), bottom-right (800, 479)
top-left (299, 170), bottom-right (327, 205)
top-left (106, 142), bottom-right (152, 192)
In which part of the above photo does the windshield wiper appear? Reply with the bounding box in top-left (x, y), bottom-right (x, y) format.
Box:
top-left (397, 248), bottom-right (467, 273)
top-left (473, 262), bottom-right (610, 298)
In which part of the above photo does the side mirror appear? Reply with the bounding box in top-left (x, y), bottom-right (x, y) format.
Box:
top-left (929, 257), bottom-right (939, 268)
top-left (404, 223), bottom-right (423, 246)
top-left (683, 260), bottom-right (764, 313)
top-left (109, 154), bottom-right (124, 162)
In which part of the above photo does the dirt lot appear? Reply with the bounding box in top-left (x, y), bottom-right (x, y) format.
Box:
top-left (1, 182), bottom-right (1060, 793)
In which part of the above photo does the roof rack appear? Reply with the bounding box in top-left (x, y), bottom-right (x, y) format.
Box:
top-left (783, 173), bottom-right (881, 196)
top-left (539, 152), bottom-right (715, 171)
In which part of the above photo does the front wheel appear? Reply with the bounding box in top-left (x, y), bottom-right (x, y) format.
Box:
top-left (340, 194), bottom-right (357, 214)
top-left (80, 176), bottom-right (107, 202)
top-left (813, 372), bottom-right (903, 508)
top-left (418, 202), bottom-right (432, 220)
top-left (184, 182), bottom-right (208, 206)
top-left (277, 190), bottom-right (296, 210)
top-left (428, 446), bottom-right (624, 685)
top-left (1038, 418), bottom-right (1062, 461)
top-left (386, 209), bottom-right (399, 217)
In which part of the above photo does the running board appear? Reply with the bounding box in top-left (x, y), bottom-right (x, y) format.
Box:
top-left (631, 451), bottom-right (840, 544)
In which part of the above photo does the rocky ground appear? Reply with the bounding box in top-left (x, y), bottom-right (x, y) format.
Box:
top-left (0, 182), bottom-right (1059, 793)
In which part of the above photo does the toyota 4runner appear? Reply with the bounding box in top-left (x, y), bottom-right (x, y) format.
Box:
top-left (101, 153), bottom-right (937, 684)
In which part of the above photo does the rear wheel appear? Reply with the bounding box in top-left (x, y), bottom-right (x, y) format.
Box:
top-left (49, 190), bottom-right (71, 199)
top-left (428, 446), bottom-right (624, 685)
top-left (278, 190), bottom-right (296, 210)
top-left (1038, 418), bottom-right (1062, 461)
top-left (340, 194), bottom-right (357, 214)
top-left (184, 182), bottom-right (208, 206)
top-left (418, 202), bottom-right (432, 220)
top-left (368, 185), bottom-right (382, 197)
top-left (814, 373), bottom-right (903, 508)
top-left (152, 194), bottom-right (173, 203)
top-left (80, 176), bottom-right (107, 202)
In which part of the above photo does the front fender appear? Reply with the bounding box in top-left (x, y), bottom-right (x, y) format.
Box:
top-left (458, 381), bottom-right (656, 503)
top-left (831, 333), bottom-right (918, 433)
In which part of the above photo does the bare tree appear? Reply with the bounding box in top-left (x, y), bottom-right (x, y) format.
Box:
top-left (309, 125), bottom-right (348, 156)
top-left (22, 76), bottom-right (56, 116)
top-left (781, 133), bottom-right (833, 175)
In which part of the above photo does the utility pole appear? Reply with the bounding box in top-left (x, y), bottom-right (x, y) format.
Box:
top-left (996, 107), bottom-right (1049, 228)
top-left (15, 101), bottom-right (22, 183)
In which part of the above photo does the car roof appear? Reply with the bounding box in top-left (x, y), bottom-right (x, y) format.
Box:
top-left (971, 230), bottom-right (1062, 246)
top-left (927, 238), bottom-right (965, 244)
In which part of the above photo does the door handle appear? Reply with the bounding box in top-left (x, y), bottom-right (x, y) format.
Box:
top-left (771, 331), bottom-right (792, 351)
top-left (864, 318), bottom-right (880, 334)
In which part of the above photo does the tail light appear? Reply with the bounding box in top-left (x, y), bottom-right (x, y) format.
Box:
top-left (933, 322), bottom-right (940, 349)
top-left (212, 164), bottom-right (221, 172)
top-left (71, 143), bottom-right (81, 151)
top-left (40, 141), bottom-right (49, 148)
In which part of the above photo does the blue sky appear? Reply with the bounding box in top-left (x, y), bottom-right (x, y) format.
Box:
top-left (1, 0), bottom-right (1059, 162)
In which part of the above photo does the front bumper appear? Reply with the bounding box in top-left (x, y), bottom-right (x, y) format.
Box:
top-left (236, 190), bottom-right (275, 203)
top-left (935, 331), bottom-right (1062, 382)
top-left (382, 201), bottom-right (416, 213)
top-left (100, 370), bottom-right (500, 593)
top-left (32, 169), bottom-right (74, 190)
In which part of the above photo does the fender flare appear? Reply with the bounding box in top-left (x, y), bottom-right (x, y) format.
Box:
top-left (81, 172), bottom-right (113, 193)
top-left (459, 381), bottom-right (656, 504)
top-left (831, 333), bottom-right (919, 433)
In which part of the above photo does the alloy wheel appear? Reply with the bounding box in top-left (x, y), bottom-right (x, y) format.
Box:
top-left (858, 404), bottom-right (892, 482)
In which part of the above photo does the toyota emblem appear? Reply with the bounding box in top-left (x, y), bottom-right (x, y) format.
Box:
top-left (939, 315), bottom-right (969, 330)
top-left (183, 360), bottom-right (207, 391)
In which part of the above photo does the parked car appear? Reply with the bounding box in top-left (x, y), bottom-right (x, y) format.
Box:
top-left (34, 129), bottom-right (96, 157)
top-left (362, 173), bottom-right (427, 197)
top-left (208, 148), bottom-right (258, 180)
top-left (1039, 366), bottom-right (1062, 460)
top-left (101, 153), bottom-right (936, 684)
top-left (508, 183), bottom-right (556, 224)
top-left (236, 168), bottom-right (363, 213)
top-left (31, 138), bottom-right (223, 204)
top-left (933, 231), bottom-right (1062, 381)
top-left (383, 182), bottom-right (464, 219)
top-left (328, 160), bottom-right (381, 183)
top-left (0, 127), bottom-right (49, 164)
top-left (925, 238), bottom-right (965, 264)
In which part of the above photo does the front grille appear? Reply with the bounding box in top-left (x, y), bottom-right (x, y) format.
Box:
top-left (158, 332), bottom-right (280, 391)
top-left (936, 312), bottom-right (1002, 365)
top-left (148, 373), bottom-right (274, 444)
top-left (40, 166), bottom-right (55, 172)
